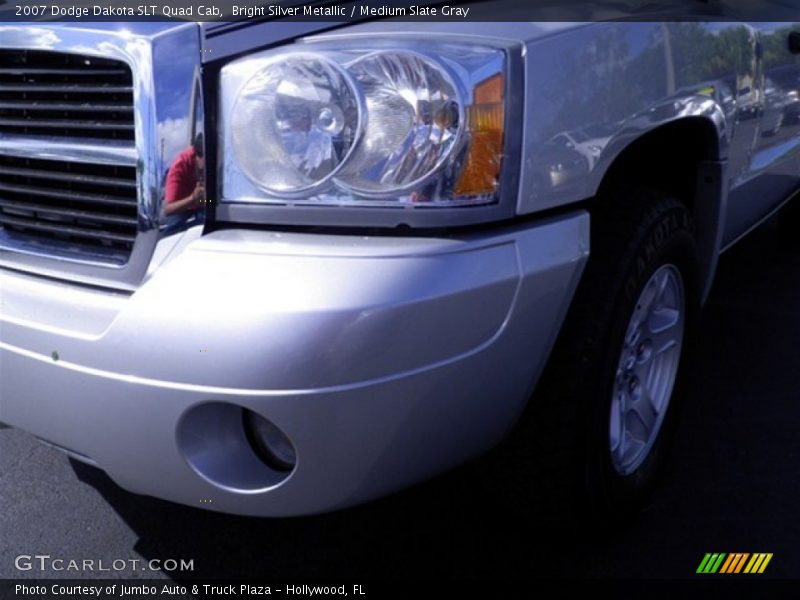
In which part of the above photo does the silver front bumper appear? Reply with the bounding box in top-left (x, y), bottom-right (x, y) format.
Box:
top-left (0, 213), bottom-right (588, 516)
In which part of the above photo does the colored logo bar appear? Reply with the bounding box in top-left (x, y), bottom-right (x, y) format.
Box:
top-left (697, 553), bottom-right (773, 574)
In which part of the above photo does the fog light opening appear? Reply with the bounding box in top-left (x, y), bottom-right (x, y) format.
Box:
top-left (242, 410), bottom-right (297, 472)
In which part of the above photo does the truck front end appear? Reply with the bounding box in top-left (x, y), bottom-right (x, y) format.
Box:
top-left (0, 21), bottom-right (588, 515)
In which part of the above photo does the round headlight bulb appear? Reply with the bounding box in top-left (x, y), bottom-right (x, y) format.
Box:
top-left (231, 54), bottom-right (360, 195)
top-left (335, 51), bottom-right (463, 195)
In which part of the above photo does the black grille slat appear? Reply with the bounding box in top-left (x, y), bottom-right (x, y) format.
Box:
top-left (0, 199), bottom-right (138, 227)
top-left (0, 84), bottom-right (133, 93)
top-left (0, 68), bottom-right (129, 76)
top-left (0, 214), bottom-right (136, 244)
top-left (0, 154), bottom-right (138, 259)
top-left (0, 101), bottom-right (133, 113)
top-left (0, 164), bottom-right (136, 189)
top-left (0, 180), bottom-right (135, 208)
top-left (0, 118), bottom-right (134, 131)
top-left (0, 49), bottom-right (134, 141)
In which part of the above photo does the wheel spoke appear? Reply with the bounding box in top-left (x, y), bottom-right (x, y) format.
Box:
top-left (610, 414), bottom-right (621, 454)
top-left (655, 267), bottom-right (672, 303)
top-left (631, 385), bottom-right (659, 439)
top-left (640, 359), bottom-right (657, 398)
top-left (650, 321), bottom-right (680, 356)
top-left (621, 433), bottom-right (645, 466)
top-left (637, 278), bottom-right (660, 316)
top-left (609, 391), bottom-right (626, 454)
top-left (625, 322), bottom-right (642, 348)
top-left (613, 432), bottom-right (625, 463)
top-left (648, 305), bottom-right (680, 334)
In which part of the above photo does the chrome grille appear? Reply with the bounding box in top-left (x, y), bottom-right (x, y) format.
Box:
top-left (0, 50), bottom-right (134, 141)
top-left (0, 155), bottom-right (137, 261)
top-left (0, 25), bottom-right (199, 290)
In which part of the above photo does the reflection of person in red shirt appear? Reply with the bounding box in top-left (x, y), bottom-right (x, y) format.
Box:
top-left (164, 133), bottom-right (205, 217)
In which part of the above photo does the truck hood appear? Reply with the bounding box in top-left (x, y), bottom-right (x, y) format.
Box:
top-left (200, 14), bottom-right (587, 63)
top-left (197, 0), bottom-right (739, 64)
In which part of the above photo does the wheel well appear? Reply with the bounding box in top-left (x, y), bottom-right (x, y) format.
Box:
top-left (597, 117), bottom-right (721, 211)
top-left (595, 117), bottom-right (724, 304)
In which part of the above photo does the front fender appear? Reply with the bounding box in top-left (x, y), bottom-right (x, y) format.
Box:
top-left (519, 21), bottom-right (755, 215)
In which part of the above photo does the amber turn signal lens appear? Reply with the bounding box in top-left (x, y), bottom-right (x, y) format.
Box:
top-left (454, 73), bottom-right (505, 197)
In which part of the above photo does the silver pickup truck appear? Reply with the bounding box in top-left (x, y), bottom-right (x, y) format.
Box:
top-left (1, 10), bottom-right (799, 520)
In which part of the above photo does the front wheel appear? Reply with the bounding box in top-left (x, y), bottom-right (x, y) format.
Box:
top-left (608, 263), bottom-right (685, 478)
top-left (498, 188), bottom-right (700, 527)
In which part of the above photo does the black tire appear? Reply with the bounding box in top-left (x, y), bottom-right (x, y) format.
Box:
top-left (778, 196), bottom-right (800, 252)
top-left (494, 187), bottom-right (700, 529)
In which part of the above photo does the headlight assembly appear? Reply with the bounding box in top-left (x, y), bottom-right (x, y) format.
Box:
top-left (220, 39), bottom-right (518, 226)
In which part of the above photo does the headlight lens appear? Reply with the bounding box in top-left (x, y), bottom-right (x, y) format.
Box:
top-left (335, 52), bottom-right (461, 195)
top-left (221, 41), bottom-right (509, 212)
top-left (231, 54), bottom-right (360, 195)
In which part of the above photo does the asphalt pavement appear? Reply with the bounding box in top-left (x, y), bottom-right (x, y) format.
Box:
top-left (2, 216), bottom-right (800, 582)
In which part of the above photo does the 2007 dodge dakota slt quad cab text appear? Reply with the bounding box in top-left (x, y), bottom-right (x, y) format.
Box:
top-left (2, 3), bottom-right (800, 519)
